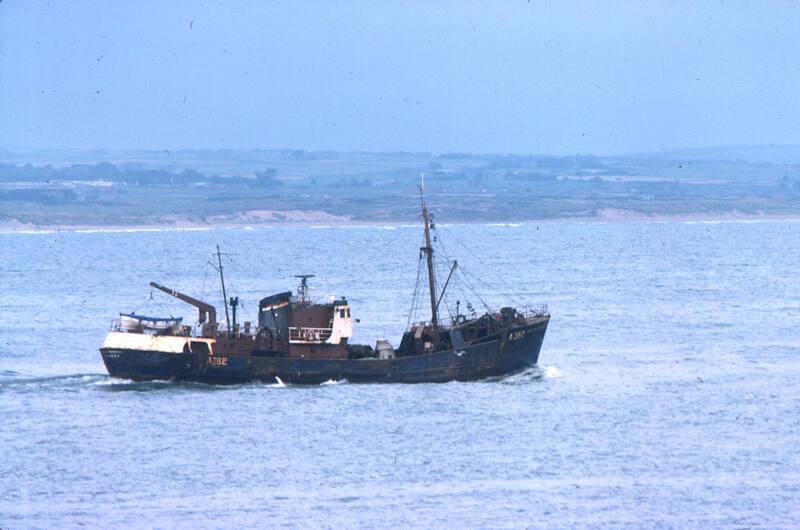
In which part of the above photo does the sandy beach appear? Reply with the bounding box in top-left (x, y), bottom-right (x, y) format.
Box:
top-left (3, 208), bottom-right (800, 233)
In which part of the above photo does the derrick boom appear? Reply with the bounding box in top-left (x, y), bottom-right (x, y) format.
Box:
top-left (149, 281), bottom-right (217, 328)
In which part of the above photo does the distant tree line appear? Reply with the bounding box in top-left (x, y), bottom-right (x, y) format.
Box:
top-left (0, 162), bottom-right (281, 187)
top-left (0, 188), bottom-right (78, 203)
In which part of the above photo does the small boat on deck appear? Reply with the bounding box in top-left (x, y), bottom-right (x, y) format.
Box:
top-left (100, 194), bottom-right (550, 384)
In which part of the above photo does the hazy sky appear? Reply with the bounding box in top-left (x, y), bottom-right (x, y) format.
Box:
top-left (2, 1), bottom-right (800, 155)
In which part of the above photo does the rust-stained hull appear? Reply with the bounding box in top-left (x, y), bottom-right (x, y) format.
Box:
top-left (100, 318), bottom-right (549, 385)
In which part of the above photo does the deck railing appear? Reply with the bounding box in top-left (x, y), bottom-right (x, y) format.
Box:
top-left (412, 304), bottom-right (550, 329)
top-left (520, 304), bottom-right (549, 318)
top-left (289, 326), bottom-right (333, 343)
top-left (109, 317), bottom-right (196, 336)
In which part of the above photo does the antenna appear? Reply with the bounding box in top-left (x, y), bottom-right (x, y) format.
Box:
top-left (295, 274), bottom-right (315, 303)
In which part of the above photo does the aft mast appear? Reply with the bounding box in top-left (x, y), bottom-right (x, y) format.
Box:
top-left (216, 245), bottom-right (231, 332)
top-left (420, 178), bottom-right (439, 344)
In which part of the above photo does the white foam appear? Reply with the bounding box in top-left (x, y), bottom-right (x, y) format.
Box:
top-left (2, 230), bottom-right (56, 235)
top-left (544, 366), bottom-right (563, 379)
top-left (94, 378), bottom-right (133, 386)
top-left (321, 378), bottom-right (348, 386)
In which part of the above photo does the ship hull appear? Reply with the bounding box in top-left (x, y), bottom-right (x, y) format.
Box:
top-left (100, 319), bottom-right (548, 385)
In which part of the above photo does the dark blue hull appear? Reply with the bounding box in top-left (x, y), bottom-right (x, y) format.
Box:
top-left (101, 319), bottom-right (548, 385)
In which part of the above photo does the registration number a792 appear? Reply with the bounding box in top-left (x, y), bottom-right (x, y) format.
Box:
top-left (208, 356), bottom-right (228, 367)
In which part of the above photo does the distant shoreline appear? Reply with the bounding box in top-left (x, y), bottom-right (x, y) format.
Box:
top-left (3, 209), bottom-right (800, 233)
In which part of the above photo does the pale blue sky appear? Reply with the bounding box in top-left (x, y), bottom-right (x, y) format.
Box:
top-left (2, 1), bottom-right (800, 155)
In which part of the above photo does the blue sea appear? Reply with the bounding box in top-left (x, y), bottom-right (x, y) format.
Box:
top-left (2, 220), bottom-right (799, 528)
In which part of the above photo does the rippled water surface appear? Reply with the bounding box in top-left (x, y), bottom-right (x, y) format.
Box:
top-left (2, 221), bottom-right (800, 528)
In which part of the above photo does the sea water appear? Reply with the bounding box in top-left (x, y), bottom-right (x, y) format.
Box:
top-left (1, 221), bottom-right (799, 528)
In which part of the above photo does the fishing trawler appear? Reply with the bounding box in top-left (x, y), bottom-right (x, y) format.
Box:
top-left (100, 193), bottom-right (550, 384)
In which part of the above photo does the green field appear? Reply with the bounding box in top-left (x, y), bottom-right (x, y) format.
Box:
top-left (2, 147), bottom-right (800, 227)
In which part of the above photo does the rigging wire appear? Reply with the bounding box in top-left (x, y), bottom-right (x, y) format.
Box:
top-left (200, 260), bottom-right (211, 303)
top-left (129, 288), bottom-right (162, 318)
top-left (434, 226), bottom-right (495, 315)
top-left (432, 230), bottom-right (481, 320)
top-left (406, 253), bottom-right (422, 328)
top-left (456, 269), bottom-right (496, 314)
top-left (436, 224), bottom-right (527, 308)
top-left (217, 252), bottom-right (257, 327)
top-left (337, 216), bottom-right (417, 269)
